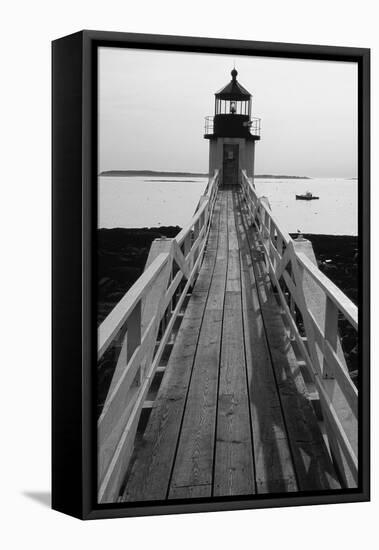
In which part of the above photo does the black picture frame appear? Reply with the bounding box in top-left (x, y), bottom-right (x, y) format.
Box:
top-left (52, 30), bottom-right (370, 520)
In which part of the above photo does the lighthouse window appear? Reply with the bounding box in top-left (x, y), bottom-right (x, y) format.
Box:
top-left (215, 98), bottom-right (251, 115)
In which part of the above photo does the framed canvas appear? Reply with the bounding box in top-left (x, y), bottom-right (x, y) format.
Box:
top-left (52, 30), bottom-right (370, 520)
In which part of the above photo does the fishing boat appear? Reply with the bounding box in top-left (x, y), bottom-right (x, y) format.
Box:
top-left (296, 191), bottom-right (319, 200)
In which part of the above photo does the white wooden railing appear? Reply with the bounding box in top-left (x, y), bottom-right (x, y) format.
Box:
top-left (97, 170), bottom-right (220, 503)
top-left (241, 169), bottom-right (358, 488)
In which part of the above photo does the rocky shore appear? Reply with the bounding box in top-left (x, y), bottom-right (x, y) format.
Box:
top-left (97, 226), bottom-right (181, 325)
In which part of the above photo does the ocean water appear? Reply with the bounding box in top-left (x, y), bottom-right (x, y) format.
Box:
top-left (254, 178), bottom-right (357, 236)
top-left (98, 176), bottom-right (357, 236)
top-left (98, 176), bottom-right (208, 229)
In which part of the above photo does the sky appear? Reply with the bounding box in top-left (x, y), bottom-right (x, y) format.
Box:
top-left (99, 47), bottom-right (358, 178)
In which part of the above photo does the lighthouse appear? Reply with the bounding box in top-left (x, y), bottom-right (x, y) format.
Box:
top-left (204, 69), bottom-right (260, 185)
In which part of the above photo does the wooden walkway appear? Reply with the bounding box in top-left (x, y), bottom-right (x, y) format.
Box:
top-left (121, 188), bottom-right (340, 502)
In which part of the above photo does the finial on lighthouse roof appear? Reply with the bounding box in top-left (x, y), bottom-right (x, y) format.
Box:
top-left (215, 68), bottom-right (251, 98)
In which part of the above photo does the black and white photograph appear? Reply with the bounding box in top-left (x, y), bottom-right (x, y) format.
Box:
top-left (96, 45), bottom-right (361, 505)
top-left (3, 0), bottom-right (378, 540)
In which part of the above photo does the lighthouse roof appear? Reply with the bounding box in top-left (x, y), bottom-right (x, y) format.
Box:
top-left (215, 69), bottom-right (251, 100)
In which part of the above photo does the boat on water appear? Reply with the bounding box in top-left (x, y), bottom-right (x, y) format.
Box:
top-left (296, 191), bottom-right (319, 200)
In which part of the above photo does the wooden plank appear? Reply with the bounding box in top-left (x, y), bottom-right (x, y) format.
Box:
top-left (213, 190), bottom-right (255, 496)
top-left (249, 227), bottom-right (341, 491)
top-left (227, 191), bottom-right (239, 251)
top-left (168, 192), bottom-right (229, 499)
top-left (235, 190), bottom-right (297, 494)
top-left (122, 197), bottom-right (223, 502)
top-left (167, 308), bottom-right (222, 499)
top-left (225, 193), bottom-right (241, 292)
top-left (214, 290), bottom-right (255, 496)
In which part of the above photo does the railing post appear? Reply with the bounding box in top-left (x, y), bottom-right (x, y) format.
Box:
top-left (259, 199), bottom-right (271, 268)
top-left (200, 206), bottom-right (206, 231)
top-left (183, 232), bottom-right (191, 258)
top-left (194, 196), bottom-right (208, 277)
top-left (289, 247), bottom-right (310, 351)
top-left (194, 217), bottom-right (200, 241)
top-left (323, 296), bottom-right (338, 378)
top-left (270, 222), bottom-right (276, 268)
top-left (264, 214), bottom-right (270, 270)
top-left (127, 301), bottom-right (142, 383)
top-left (251, 189), bottom-right (257, 221)
top-left (289, 286), bottom-right (297, 340)
top-left (277, 235), bottom-right (284, 257)
top-left (141, 238), bottom-right (173, 378)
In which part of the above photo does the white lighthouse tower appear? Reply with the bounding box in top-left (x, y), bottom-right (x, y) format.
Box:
top-left (204, 68), bottom-right (260, 185)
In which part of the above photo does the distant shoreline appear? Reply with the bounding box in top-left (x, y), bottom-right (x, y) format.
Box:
top-left (256, 174), bottom-right (311, 179)
top-left (100, 170), bottom-right (208, 177)
top-left (99, 170), bottom-right (312, 179)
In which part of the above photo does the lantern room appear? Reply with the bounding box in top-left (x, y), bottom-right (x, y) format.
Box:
top-left (215, 68), bottom-right (251, 117)
top-left (204, 69), bottom-right (260, 140)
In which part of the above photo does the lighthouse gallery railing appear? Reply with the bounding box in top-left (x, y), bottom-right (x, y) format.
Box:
top-left (204, 115), bottom-right (261, 137)
top-left (97, 170), bottom-right (220, 502)
top-left (241, 169), bottom-right (358, 488)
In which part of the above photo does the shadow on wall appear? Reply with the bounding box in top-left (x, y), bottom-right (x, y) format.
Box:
top-left (22, 491), bottom-right (51, 508)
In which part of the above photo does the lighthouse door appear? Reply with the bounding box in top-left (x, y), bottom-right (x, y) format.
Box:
top-left (222, 144), bottom-right (239, 186)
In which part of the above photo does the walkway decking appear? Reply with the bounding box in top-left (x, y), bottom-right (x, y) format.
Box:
top-left (121, 188), bottom-right (340, 502)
